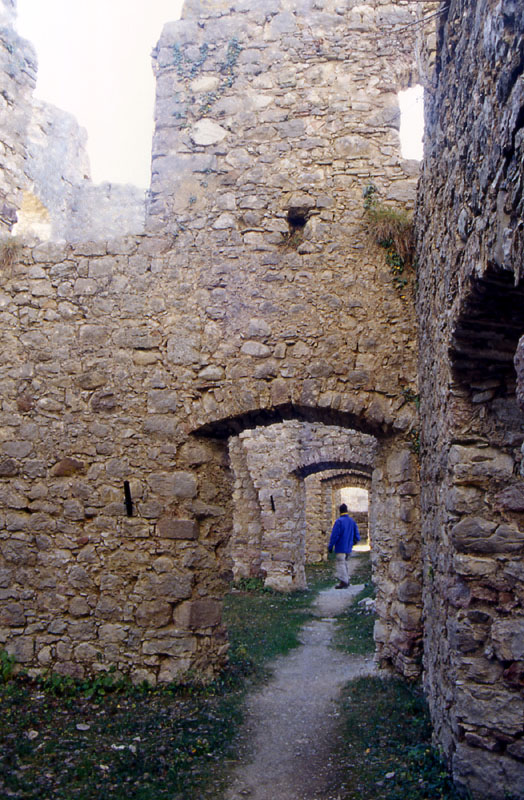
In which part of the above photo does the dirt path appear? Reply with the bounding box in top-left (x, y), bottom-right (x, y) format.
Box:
top-left (225, 561), bottom-right (377, 800)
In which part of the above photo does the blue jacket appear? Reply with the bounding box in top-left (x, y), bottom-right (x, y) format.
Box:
top-left (328, 513), bottom-right (360, 554)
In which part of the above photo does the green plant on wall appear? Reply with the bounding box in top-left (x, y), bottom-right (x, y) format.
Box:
top-left (171, 37), bottom-right (243, 119)
top-left (362, 183), bottom-right (414, 295)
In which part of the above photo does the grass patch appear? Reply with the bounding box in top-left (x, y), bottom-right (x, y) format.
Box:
top-left (225, 559), bottom-right (334, 676)
top-left (0, 561), bottom-right (333, 800)
top-left (333, 551), bottom-right (376, 656)
top-left (0, 669), bottom-right (246, 800)
top-left (329, 677), bottom-right (467, 800)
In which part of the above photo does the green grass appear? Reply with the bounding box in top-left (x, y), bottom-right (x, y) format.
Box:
top-left (0, 672), bottom-right (244, 800)
top-left (0, 556), bottom-right (465, 800)
top-left (0, 560), bottom-right (333, 800)
top-left (333, 551), bottom-right (376, 656)
top-left (224, 558), bottom-right (334, 675)
top-left (328, 677), bottom-right (468, 800)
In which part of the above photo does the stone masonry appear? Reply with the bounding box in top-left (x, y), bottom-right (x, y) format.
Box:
top-left (5, 0), bottom-right (524, 797)
top-left (417, 0), bottom-right (524, 795)
top-left (228, 421), bottom-right (375, 589)
top-left (0, 1), bottom-right (145, 241)
top-left (0, 0), bottom-right (425, 686)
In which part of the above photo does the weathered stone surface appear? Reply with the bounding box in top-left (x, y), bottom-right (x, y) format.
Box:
top-left (451, 517), bottom-right (524, 554)
top-left (490, 619), bottom-right (524, 662)
top-left (174, 599), bottom-right (222, 629)
top-left (190, 119), bottom-right (228, 145)
top-left (0, 602), bottom-right (25, 627)
top-left (417, 0), bottom-right (524, 794)
top-left (50, 457), bottom-right (85, 477)
top-left (157, 518), bottom-right (199, 540)
top-left (148, 473), bottom-right (197, 498)
top-left (135, 601), bottom-right (172, 627)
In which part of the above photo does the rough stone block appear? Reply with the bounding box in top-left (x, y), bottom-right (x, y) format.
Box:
top-left (453, 744), bottom-right (524, 800)
top-left (157, 517), bottom-right (199, 540)
top-left (0, 602), bottom-right (25, 627)
top-left (148, 472), bottom-right (197, 498)
top-left (50, 457), bottom-right (85, 477)
top-left (452, 516), bottom-right (524, 554)
top-left (142, 629), bottom-right (197, 657)
top-left (490, 619), bottom-right (524, 661)
top-left (135, 601), bottom-right (172, 628)
top-left (174, 599), bottom-right (222, 630)
top-left (135, 572), bottom-right (193, 603)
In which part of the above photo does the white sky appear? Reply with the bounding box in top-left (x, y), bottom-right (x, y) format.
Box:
top-left (399, 85), bottom-right (424, 161)
top-left (16, 0), bottom-right (184, 187)
top-left (15, 2), bottom-right (424, 188)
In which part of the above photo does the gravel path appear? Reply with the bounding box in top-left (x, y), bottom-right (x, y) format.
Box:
top-left (225, 562), bottom-right (377, 800)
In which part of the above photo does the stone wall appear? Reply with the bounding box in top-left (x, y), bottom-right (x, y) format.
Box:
top-left (0, 0), bottom-right (427, 687)
top-left (305, 469), bottom-right (370, 562)
top-left (0, 0), bottom-right (36, 233)
top-left (228, 422), bottom-right (375, 589)
top-left (16, 99), bottom-right (146, 243)
top-left (417, 0), bottom-right (524, 796)
top-left (0, 1), bottom-right (144, 243)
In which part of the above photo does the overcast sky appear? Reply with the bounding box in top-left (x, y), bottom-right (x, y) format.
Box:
top-left (16, 0), bottom-right (184, 187)
top-left (15, 1), bottom-right (423, 188)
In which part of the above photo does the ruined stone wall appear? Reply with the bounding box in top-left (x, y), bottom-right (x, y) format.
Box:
top-left (0, 2), bottom-right (144, 242)
top-left (17, 100), bottom-right (146, 243)
top-left (417, 0), bottom-right (524, 795)
top-left (0, 0), bottom-right (427, 684)
top-left (323, 473), bottom-right (371, 539)
top-left (0, 0), bottom-right (36, 233)
top-left (305, 469), bottom-right (369, 563)
top-left (228, 421), bottom-right (375, 589)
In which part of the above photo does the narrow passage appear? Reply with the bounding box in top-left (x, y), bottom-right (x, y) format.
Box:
top-left (225, 561), bottom-right (377, 800)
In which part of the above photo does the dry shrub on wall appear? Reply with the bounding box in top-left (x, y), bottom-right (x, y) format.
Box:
top-left (0, 238), bottom-right (21, 272)
top-left (362, 183), bottom-right (414, 266)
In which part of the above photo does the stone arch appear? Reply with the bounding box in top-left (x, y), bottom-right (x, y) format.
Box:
top-left (326, 471), bottom-right (371, 543)
top-left (305, 469), bottom-right (372, 563)
top-left (227, 419), bottom-right (375, 591)
top-left (420, 265), bottom-right (524, 785)
top-left (0, 0), bottom-right (428, 689)
top-left (182, 401), bottom-right (422, 678)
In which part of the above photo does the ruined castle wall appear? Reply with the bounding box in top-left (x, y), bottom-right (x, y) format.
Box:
top-left (305, 470), bottom-right (371, 564)
top-left (0, 3), bottom-right (144, 242)
top-left (417, 0), bottom-right (524, 795)
top-left (0, 0), bottom-right (36, 233)
top-left (17, 100), bottom-right (146, 243)
top-left (0, 0), bottom-right (428, 683)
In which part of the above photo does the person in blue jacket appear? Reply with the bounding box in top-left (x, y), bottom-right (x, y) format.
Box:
top-left (328, 503), bottom-right (360, 589)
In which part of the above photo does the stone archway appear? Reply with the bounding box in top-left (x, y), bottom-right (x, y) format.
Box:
top-left (0, 0), bottom-right (427, 687)
top-left (228, 420), bottom-right (375, 590)
top-left (177, 402), bottom-right (422, 679)
top-left (304, 469), bottom-right (371, 563)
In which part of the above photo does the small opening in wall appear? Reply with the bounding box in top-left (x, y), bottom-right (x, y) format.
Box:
top-left (287, 207), bottom-right (310, 232)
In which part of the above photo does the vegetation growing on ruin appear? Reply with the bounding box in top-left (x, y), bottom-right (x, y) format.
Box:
top-left (225, 559), bottom-right (334, 673)
top-left (333, 552), bottom-right (376, 656)
top-left (0, 237), bottom-right (21, 271)
top-left (0, 562), bottom-right (333, 800)
top-left (0, 556), bottom-right (464, 800)
top-left (332, 677), bottom-right (469, 800)
top-left (171, 37), bottom-right (243, 118)
top-left (363, 183), bottom-right (414, 293)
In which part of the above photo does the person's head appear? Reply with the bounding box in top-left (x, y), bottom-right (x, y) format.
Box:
top-left (339, 503), bottom-right (348, 514)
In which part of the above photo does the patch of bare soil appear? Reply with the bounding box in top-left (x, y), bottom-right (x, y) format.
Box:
top-left (225, 561), bottom-right (377, 800)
